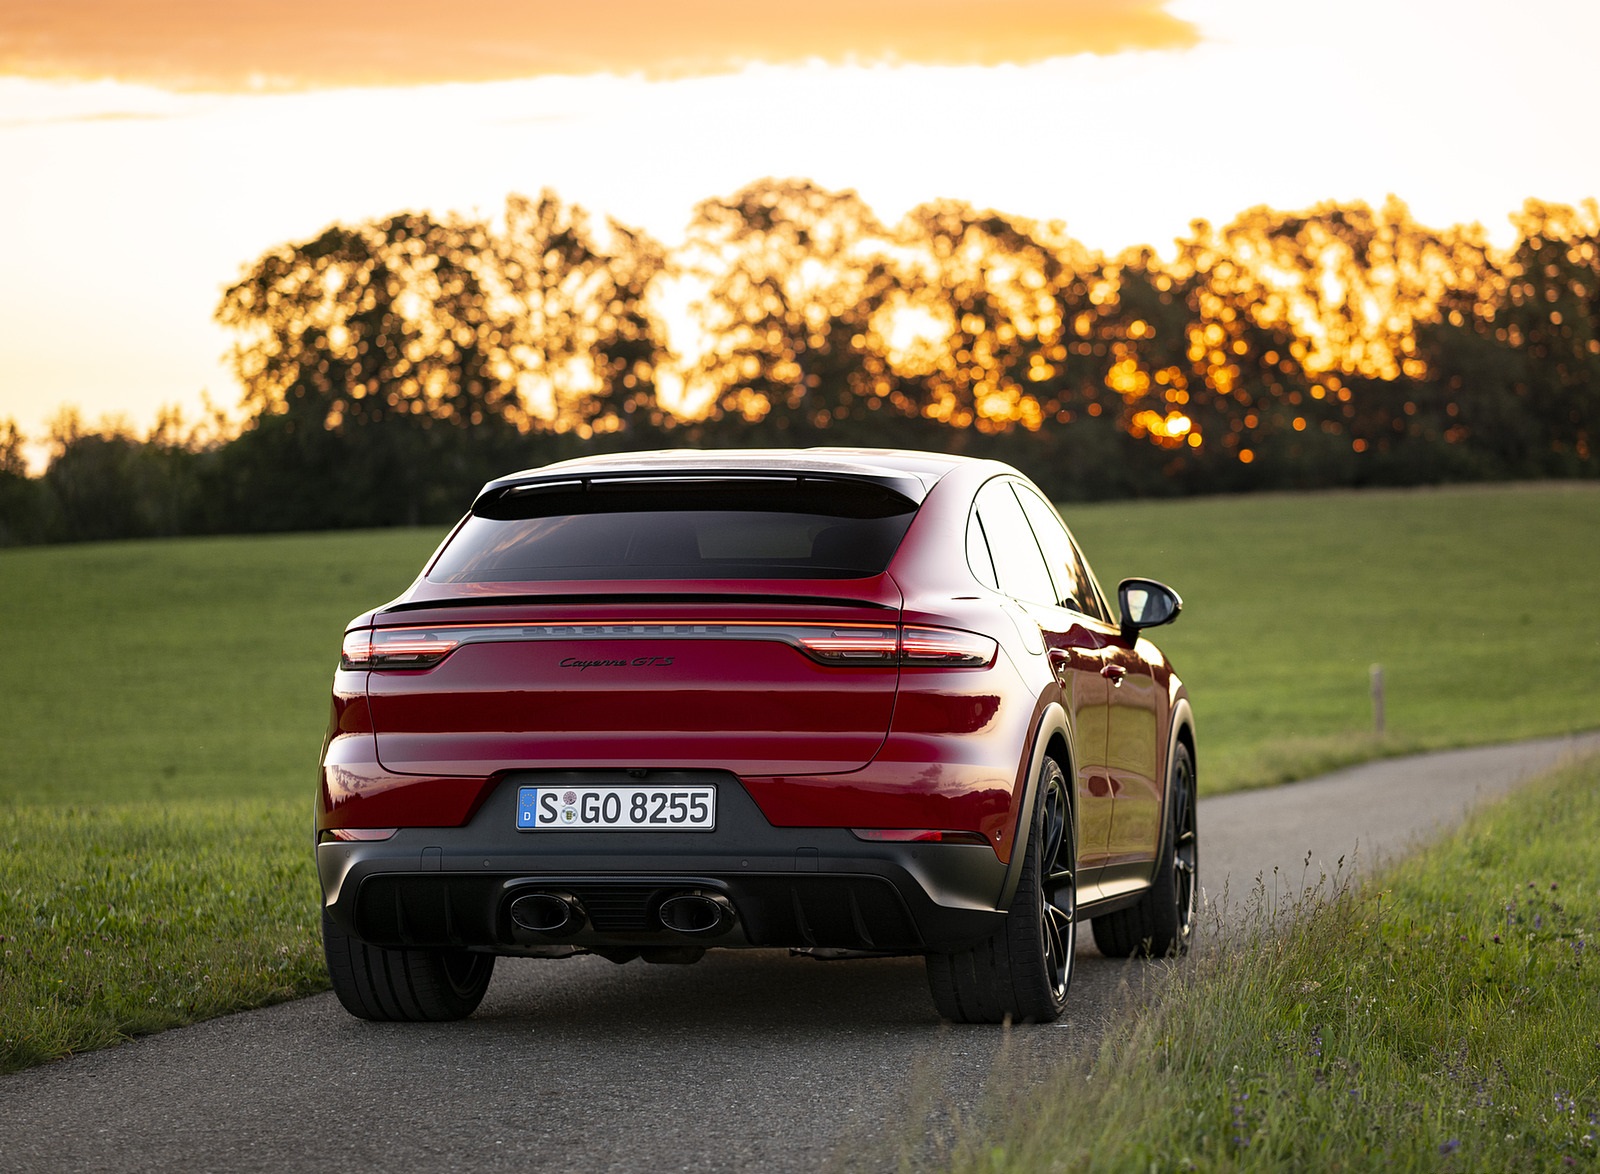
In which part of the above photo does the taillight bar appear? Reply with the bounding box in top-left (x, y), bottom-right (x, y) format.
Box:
top-left (339, 622), bottom-right (996, 671)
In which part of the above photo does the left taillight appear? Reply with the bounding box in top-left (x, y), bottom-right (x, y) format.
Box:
top-left (790, 624), bottom-right (995, 667)
top-left (340, 628), bottom-right (463, 670)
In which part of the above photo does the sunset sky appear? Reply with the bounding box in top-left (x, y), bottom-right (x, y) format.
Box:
top-left (2, 0), bottom-right (1598, 467)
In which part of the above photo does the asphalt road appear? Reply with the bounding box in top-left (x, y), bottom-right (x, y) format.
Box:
top-left (4, 732), bottom-right (1598, 1173)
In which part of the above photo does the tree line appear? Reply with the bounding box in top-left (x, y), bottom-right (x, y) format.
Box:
top-left (3, 181), bottom-right (1596, 544)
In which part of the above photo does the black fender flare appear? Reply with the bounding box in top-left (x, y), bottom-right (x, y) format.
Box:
top-left (997, 701), bottom-right (1074, 910)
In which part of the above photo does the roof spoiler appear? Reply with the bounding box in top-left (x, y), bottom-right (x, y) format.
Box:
top-left (471, 467), bottom-right (928, 517)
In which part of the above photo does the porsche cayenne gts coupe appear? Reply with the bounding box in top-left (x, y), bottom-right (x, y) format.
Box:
top-left (317, 448), bottom-right (1196, 1024)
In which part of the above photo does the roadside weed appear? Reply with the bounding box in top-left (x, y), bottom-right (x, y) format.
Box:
top-left (949, 753), bottom-right (1600, 1172)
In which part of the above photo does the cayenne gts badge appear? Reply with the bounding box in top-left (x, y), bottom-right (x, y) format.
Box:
top-left (559, 656), bottom-right (676, 670)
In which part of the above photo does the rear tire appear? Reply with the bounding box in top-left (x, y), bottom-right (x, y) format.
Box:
top-left (1091, 740), bottom-right (1198, 958)
top-left (322, 907), bottom-right (495, 1021)
top-left (926, 758), bottom-right (1075, 1024)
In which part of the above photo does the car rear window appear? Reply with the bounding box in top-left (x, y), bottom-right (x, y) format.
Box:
top-left (429, 478), bottom-right (919, 583)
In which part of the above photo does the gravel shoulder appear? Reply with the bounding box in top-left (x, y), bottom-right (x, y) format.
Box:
top-left (3, 732), bottom-right (1597, 1174)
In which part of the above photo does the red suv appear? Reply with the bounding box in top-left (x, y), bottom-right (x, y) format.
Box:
top-left (317, 448), bottom-right (1195, 1023)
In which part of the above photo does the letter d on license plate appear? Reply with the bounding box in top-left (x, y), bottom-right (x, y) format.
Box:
top-left (516, 785), bottom-right (716, 831)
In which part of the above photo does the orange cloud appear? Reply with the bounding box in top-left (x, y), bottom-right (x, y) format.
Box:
top-left (0, 1), bottom-right (1199, 91)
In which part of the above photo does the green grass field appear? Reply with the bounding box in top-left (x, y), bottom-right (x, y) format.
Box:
top-left (1069, 482), bottom-right (1600, 790)
top-left (0, 802), bottom-right (324, 1072)
top-left (1, 482), bottom-right (1597, 1071)
top-left (947, 750), bottom-right (1600, 1172)
top-left (0, 529), bottom-right (440, 808)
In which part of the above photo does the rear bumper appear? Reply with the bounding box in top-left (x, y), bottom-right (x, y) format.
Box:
top-left (318, 770), bottom-right (1008, 954)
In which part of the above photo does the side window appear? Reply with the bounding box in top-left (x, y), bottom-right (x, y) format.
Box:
top-left (974, 480), bottom-right (1058, 606)
top-left (965, 510), bottom-right (999, 589)
top-left (1066, 532), bottom-right (1113, 622)
top-left (1013, 484), bottom-right (1102, 619)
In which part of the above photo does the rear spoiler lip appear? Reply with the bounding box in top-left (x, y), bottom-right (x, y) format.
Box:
top-left (471, 467), bottom-right (928, 514)
top-left (376, 590), bottom-right (902, 618)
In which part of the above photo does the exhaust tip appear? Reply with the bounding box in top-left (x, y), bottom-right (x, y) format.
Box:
top-left (510, 891), bottom-right (586, 934)
top-left (657, 891), bottom-right (735, 936)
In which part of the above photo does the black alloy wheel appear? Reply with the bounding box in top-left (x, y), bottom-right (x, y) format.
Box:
top-left (925, 757), bottom-right (1076, 1023)
top-left (1037, 760), bottom-right (1076, 1004)
top-left (1091, 740), bottom-right (1198, 957)
top-left (1168, 743), bottom-right (1198, 948)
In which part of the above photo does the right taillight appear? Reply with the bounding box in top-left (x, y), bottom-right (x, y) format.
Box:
top-left (897, 625), bottom-right (997, 668)
top-left (789, 624), bottom-right (995, 668)
top-left (790, 627), bottom-right (900, 664)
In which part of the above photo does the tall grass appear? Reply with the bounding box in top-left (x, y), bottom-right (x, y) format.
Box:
top-left (947, 753), bottom-right (1600, 1172)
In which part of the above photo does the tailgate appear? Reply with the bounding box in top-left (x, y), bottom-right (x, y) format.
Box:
top-left (366, 593), bottom-right (904, 777)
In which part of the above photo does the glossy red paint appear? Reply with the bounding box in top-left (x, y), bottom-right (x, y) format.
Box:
top-left (327, 672), bottom-right (375, 735)
top-left (739, 659), bottom-right (1048, 864)
top-left (1103, 638), bottom-right (1173, 865)
top-left (909, 464), bottom-right (1185, 880)
top-left (318, 733), bottom-right (496, 829)
top-left (322, 634), bottom-right (1033, 846)
top-left (366, 629), bottom-right (901, 778)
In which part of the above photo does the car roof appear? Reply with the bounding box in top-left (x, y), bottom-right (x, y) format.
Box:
top-left (474, 447), bottom-right (1005, 510)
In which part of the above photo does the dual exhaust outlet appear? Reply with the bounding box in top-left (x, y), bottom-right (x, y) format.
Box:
top-left (509, 889), bottom-right (735, 937)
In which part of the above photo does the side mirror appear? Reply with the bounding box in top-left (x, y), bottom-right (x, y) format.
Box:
top-left (1118, 578), bottom-right (1182, 644)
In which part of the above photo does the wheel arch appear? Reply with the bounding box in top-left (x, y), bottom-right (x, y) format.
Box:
top-left (997, 702), bottom-right (1075, 911)
top-left (1154, 696), bottom-right (1197, 877)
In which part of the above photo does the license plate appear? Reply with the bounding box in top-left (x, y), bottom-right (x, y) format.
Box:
top-left (516, 785), bottom-right (716, 831)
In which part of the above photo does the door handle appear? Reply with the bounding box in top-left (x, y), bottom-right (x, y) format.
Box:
top-left (1100, 663), bottom-right (1127, 686)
